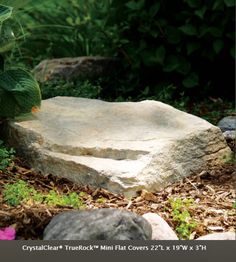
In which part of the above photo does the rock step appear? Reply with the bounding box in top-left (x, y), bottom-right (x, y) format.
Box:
top-left (37, 149), bottom-right (150, 193)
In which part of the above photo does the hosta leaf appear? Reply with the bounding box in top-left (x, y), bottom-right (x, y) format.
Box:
top-left (0, 69), bottom-right (41, 118)
top-left (0, 4), bottom-right (12, 23)
top-left (0, 0), bottom-right (39, 10)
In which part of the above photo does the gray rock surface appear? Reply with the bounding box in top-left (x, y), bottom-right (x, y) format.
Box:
top-left (33, 56), bottom-right (119, 82)
top-left (196, 232), bottom-right (235, 240)
top-left (43, 209), bottom-right (152, 240)
top-left (142, 212), bottom-right (178, 240)
top-left (217, 116), bottom-right (236, 132)
top-left (1, 97), bottom-right (231, 196)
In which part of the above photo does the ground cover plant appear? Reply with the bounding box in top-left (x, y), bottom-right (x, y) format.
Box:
top-left (169, 197), bottom-right (198, 240)
top-left (3, 179), bottom-right (84, 208)
top-left (0, 140), bottom-right (14, 171)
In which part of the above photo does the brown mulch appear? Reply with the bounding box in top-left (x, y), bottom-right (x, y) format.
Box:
top-left (0, 152), bottom-right (235, 240)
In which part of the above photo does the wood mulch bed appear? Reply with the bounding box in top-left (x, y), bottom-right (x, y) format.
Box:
top-left (0, 143), bottom-right (235, 240)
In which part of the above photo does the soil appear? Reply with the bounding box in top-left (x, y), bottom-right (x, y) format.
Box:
top-left (0, 141), bottom-right (235, 240)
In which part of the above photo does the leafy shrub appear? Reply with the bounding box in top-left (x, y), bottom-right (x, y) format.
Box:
top-left (0, 140), bottom-right (15, 171)
top-left (13, 0), bottom-right (235, 102)
top-left (169, 197), bottom-right (197, 239)
top-left (0, 3), bottom-right (41, 119)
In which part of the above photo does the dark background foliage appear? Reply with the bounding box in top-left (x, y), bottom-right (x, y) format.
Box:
top-left (6, 0), bottom-right (235, 102)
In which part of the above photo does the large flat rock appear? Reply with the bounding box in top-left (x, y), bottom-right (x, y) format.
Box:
top-left (1, 97), bottom-right (231, 196)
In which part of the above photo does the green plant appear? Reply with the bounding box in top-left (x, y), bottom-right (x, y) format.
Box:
top-left (96, 197), bottom-right (106, 204)
top-left (14, 0), bottom-right (234, 102)
top-left (45, 190), bottom-right (83, 208)
top-left (3, 180), bottom-right (35, 206)
top-left (221, 152), bottom-right (235, 164)
top-left (0, 140), bottom-right (15, 171)
top-left (41, 79), bottom-right (102, 100)
top-left (3, 179), bottom-right (84, 208)
top-left (169, 197), bottom-right (197, 240)
top-left (0, 3), bottom-right (41, 119)
top-left (232, 201), bottom-right (236, 209)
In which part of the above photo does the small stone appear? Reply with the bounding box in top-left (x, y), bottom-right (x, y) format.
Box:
top-left (217, 116), bottom-right (236, 132)
top-left (150, 203), bottom-right (159, 209)
top-left (223, 130), bottom-right (236, 140)
top-left (207, 226), bottom-right (224, 231)
top-left (43, 208), bottom-right (152, 240)
top-left (196, 232), bottom-right (235, 240)
top-left (140, 190), bottom-right (157, 201)
top-left (142, 212), bottom-right (178, 240)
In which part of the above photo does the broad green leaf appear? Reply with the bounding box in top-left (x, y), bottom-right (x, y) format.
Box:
top-left (182, 72), bottom-right (199, 88)
top-left (212, 0), bottom-right (224, 10)
top-left (141, 46), bottom-right (165, 66)
top-left (166, 26), bottom-right (181, 44)
top-left (179, 24), bottom-right (197, 36)
top-left (155, 45), bottom-right (166, 65)
top-left (149, 2), bottom-right (160, 17)
top-left (163, 55), bottom-right (179, 72)
top-left (208, 27), bottom-right (223, 37)
top-left (213, 39), bottom-right (224, 54)
top-left (125, 0), bottom-right (145, 10)
top-left (176, 58), bottom-right (191, 75)
top-left (226, 31), bottom-right (234, 40)
top-left (0, 0), bottom-right (36, 10)
top-left (198, 25), bottom-right (208, 37)
top-left (186, 42), bottom-right (200, 55)
top-left (66, 17), bottom-right (74, 26)
top-left (0, 88), bottom-right (18, 118)
top-left (194, 6), bottom-right (207, 19)
top-left (224, 0), bottom-right (235, 7)
top-left (184, 0), bottom-right (201, 8)
top-left (0, 4), bottom-right (13, 23)
top-left (141, 50), bottom-right (155, 66)
top-left (0, 69), bottom-right (41, 118)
